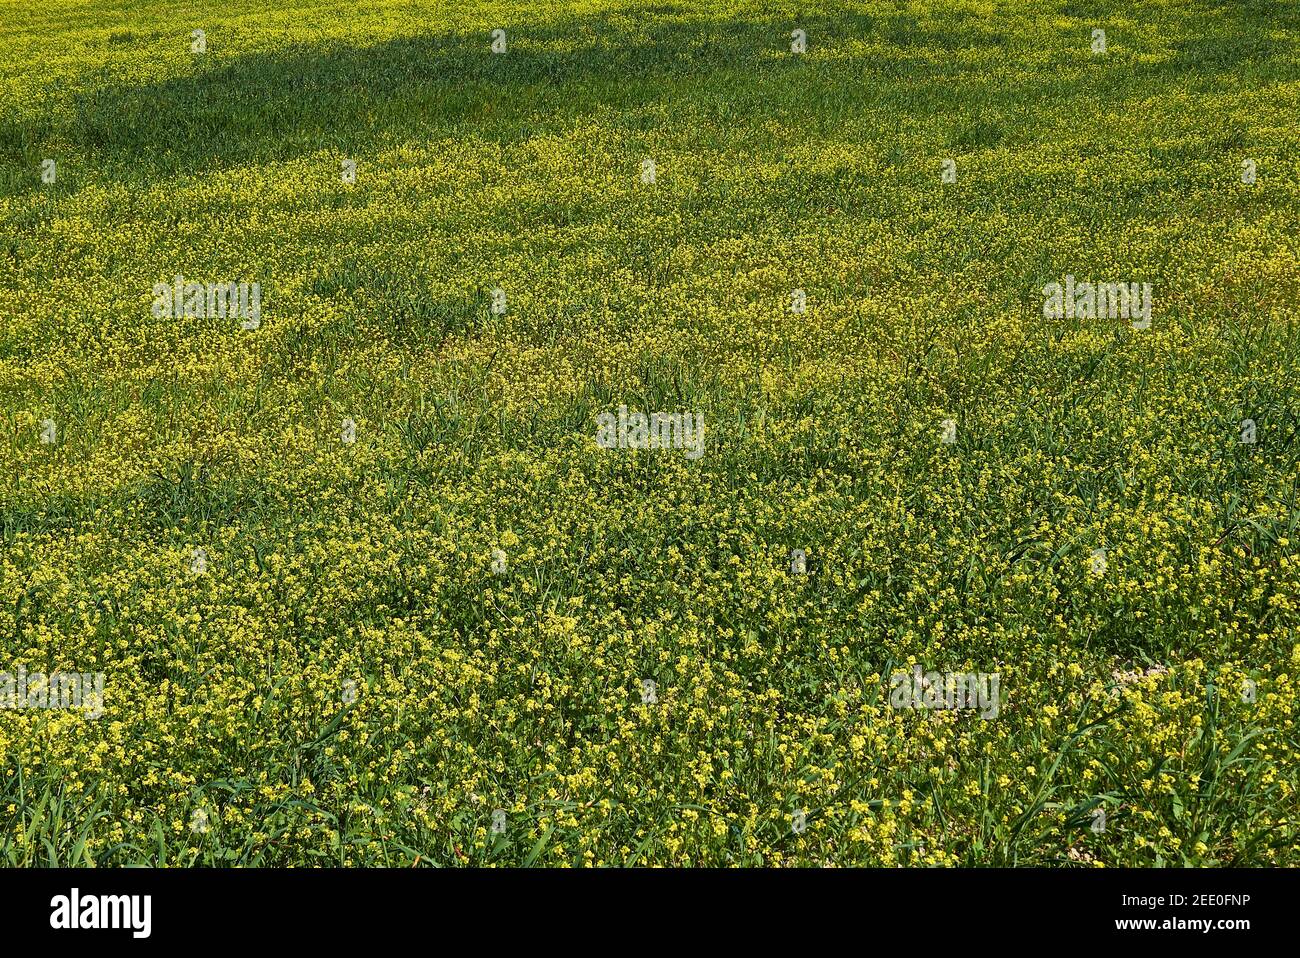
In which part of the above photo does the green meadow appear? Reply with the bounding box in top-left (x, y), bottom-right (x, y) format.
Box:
top-left (1, 0), bottom-right (1298, 865)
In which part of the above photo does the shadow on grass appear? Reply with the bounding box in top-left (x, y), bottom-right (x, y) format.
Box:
top-left (53, 12), bottom-right (854, 179)
top-left (0, 0), bottom-right (1286, 191)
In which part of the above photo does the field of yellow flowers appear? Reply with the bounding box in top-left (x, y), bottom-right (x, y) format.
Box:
top-left (1, 0), bottom-right (1298, 867)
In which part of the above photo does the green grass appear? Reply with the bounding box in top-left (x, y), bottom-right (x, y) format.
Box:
top-left (0, 0), bottom-right (1298, 866)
